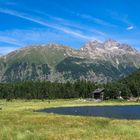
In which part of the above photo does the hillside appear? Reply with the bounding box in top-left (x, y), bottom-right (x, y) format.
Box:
top-left (0, 39), bottom-right (140, 83)
top-left (121, 69), bottom-right (140, 97)
top-left (104, 68), bottom-right (140, 99)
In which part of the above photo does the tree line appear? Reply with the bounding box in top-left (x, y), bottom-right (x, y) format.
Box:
top-left (0, 81), bottom-right (99, 100)
top-left (0, 69), bottom-right (140, 100)
top-left (104, 69), bottom-right (140, 99)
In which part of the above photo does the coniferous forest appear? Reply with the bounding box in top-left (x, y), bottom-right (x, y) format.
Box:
top-left (0, 69), bottom-right (140, 100)
top-left (0, 81), bottom-right (98, 100)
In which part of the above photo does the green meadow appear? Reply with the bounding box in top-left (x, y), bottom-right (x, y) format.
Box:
top-left (0, 99), bottom-right (140, 140)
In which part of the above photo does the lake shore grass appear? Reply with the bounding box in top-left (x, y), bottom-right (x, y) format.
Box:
top-left (0, 99), bottom-right (140, 140)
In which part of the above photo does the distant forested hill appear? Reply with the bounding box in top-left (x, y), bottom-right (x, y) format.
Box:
top-left (0, 68), bottom-right (140, 100)
top-left (105, 69), bottom-right (140, 99)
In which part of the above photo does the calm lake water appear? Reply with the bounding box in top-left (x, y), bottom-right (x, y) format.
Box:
top-left (36, 105), bottom-right (140, 120)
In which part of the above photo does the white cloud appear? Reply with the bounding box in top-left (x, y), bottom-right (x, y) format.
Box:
top-left (0, 35), bottom-right (23, 54)
top-left (33, 10), bottom-right (108, 37)
top-left (108, 10), bottom-right (135, 30)
top-left (0, 7), bottom-right (110, 54)
top-left (79, 14), bottom-right (117, 28)
top-left (0, 28), bottom-right (97, 55)
top-left (0, 8), bottom-right (99, 40)
top-left (0, 46), bottom-right (19, 55)
top-left (127, 26), bottom-right (134, 30)
top-left (0, 36), bottom-right (23, 46)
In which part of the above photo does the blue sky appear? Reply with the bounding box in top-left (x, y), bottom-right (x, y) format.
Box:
top-left (0, 0), bottom-right (140, 54)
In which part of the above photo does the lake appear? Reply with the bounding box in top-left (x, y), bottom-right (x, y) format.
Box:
top-left (36, 105), bottom-right (140, 120)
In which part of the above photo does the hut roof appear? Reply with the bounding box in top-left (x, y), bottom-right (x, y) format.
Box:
top-left (92, 88), bottom-right (105, 94)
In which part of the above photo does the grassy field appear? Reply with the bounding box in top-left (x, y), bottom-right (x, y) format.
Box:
top-left (0, 99), bottom-right (140, 140)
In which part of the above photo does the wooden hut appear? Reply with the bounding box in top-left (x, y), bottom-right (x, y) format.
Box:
top-left (91, 88), bottom-right (105, 100)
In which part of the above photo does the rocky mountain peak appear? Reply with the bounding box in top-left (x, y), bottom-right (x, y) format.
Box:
top-left (120, 44), bottom-right (138, 53)
top-left (81, 40), bottom-right (102, 51)
top-left (104, 39), bottom-right (120, 49)
top-left (80, 39), bottom-right (138, 55)
top-left (0, 39), bottom-right (140, 83)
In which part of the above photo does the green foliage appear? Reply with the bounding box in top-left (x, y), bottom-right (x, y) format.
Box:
top-left (1, 68), bottom-right (140, 100)
top-left (2, 62), bottom-right (50, 82)
top-left (6, 46), bottom-right (66, 66)
top-left (104, 69), bottom-right (140, 99)
top-left (56, 57), bottom-right (90, 79)
top-left (56, 57), bottom-right (137, 81)
top-left (0, 81), bottom-right (97, 99)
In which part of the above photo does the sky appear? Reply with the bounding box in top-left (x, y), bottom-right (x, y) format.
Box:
top-left (0, 0), bottom-right (140, 55)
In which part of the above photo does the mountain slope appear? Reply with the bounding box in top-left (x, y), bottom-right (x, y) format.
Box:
top-left (0, 39), bottom-right (140, 83)
top-left (105, 68), bottom-right (140, 99)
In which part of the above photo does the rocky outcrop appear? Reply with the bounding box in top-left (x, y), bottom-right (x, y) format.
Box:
top-left (0, 39), bottom-right (140, 83)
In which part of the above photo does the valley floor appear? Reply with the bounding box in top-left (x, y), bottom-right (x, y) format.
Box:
top-left (0, 99), bottom-right (140, 140)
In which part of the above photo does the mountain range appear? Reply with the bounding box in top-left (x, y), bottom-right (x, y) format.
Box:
top-left (0, 39), bottom-right (140, 83)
